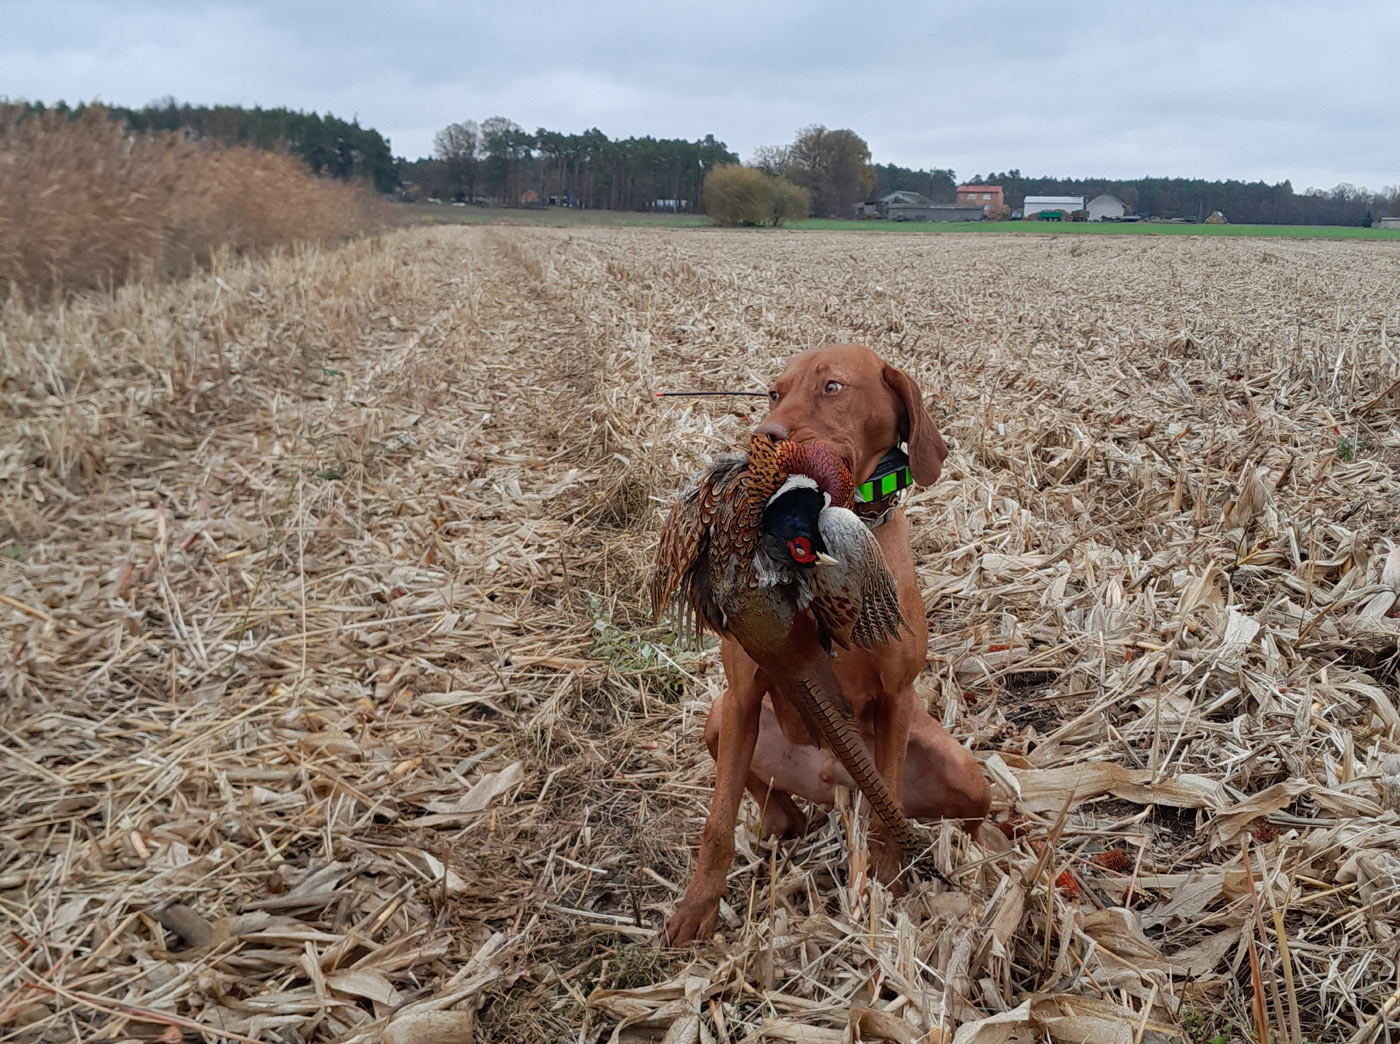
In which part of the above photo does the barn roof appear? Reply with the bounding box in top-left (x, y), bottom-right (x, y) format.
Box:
top-left (880, 190), bottom-right (933, 205)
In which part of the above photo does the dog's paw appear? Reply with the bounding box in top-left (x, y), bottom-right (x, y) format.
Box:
top-left (759, 792), bottom-right (810, 839)
top-left (665, 897), bottom-right (720, 945)
top-left (870, 842), bottom-right (906, 895)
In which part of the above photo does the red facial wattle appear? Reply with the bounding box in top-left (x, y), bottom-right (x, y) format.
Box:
top-left (787, 537), bottom-right (816, 564)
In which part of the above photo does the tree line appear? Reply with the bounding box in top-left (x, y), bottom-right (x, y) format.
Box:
top-left (13, 99), bottom-right (398, 193)
top-left (410, 121), bottom-right (923, 219)
top-left (411, 116), bottom-right (1397, 224)
top-left (399, 119), bottom-right (738, 211)
top-left (965, 170), bottom-right (1399, 226)
top-left (415, 116), bottom-right (1400, 228)
top-left (412, 121), bottom-right (950, 220)
top-left (15, 99), bottom-right (1393, 224)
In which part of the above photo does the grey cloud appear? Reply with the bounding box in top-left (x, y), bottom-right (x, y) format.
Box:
top-left (4, 0), bottom-right (1396, 190)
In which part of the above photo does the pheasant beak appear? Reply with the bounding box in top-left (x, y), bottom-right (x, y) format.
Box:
top-left (814, 551), bottom-right (839, 567)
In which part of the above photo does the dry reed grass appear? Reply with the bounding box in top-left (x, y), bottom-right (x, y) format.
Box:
top-left (0, 105), bottom-right (385, 301)
top-left (2, 224), bottom-right (1399, 1043)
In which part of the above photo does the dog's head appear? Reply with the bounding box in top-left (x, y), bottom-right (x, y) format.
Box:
top-left (755, 344), bottom-right (948, 488)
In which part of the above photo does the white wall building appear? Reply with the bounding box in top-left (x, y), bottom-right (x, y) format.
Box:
top-left (1087, 194), bottom-right (1127, 221)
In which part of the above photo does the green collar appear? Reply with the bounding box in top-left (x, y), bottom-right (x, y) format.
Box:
top-left (855, 446), bottom-right (913, 505)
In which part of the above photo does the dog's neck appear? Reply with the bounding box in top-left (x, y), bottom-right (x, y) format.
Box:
top-left (855, 491), bottom-right (902, 531)
top-left (853, 446), bottom-right (912, 528)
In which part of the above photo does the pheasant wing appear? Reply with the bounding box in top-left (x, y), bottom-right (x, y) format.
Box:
top-left (848, 531), bottom-right (906, 648)
top-left (812, 508), bottom-right (907, 649)
top-left (651, 453), bottom-right (747, 640)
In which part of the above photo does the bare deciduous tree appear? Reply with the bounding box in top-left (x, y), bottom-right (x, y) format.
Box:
top-left (433, 120), bottom-right (480, 202)
top-left (750, 145), bottom-right (790, 177)
top-left (785, 126), bottom-right (875, 218)
top-left (480, 116), bottom-right (530, 202)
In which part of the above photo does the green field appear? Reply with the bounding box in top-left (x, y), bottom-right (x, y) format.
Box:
top-left (793, 218), bottom-right (1400, 239)
top-left (400, 203), bottom-right (1400, 241)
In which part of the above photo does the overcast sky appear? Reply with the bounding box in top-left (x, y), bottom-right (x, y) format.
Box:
top-left (6, 1), bottom-right (1397, 191)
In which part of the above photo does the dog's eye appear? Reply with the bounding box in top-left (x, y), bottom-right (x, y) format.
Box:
top-left (825, 381), bottom-right (843, 394)
top-left (769, 390), bottom-right (780, 402)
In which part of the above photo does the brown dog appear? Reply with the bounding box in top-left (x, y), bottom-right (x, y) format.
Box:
top-left (666, 344), bottom-right (991, 945)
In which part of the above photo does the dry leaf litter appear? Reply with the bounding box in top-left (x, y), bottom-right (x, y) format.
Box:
top-left (2, 226), bottom-right (1399, 1044)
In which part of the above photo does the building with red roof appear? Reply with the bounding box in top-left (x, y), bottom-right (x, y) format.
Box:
top-left (955, 185), bottom-right (1004, 211)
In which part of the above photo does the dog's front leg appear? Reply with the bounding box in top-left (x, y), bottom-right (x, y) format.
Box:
top-left (666, 676), bottom-right (763, 945)
top-left (870, 688), bottom-right (914, 890)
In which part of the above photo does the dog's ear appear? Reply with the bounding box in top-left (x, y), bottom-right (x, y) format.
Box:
top-left (882, 364), bottom-right (948, 485)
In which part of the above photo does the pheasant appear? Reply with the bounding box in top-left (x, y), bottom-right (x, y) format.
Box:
top-left (652, 433), bottom-right (925, 857)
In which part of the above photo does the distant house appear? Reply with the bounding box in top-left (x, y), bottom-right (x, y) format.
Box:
top-left (1024, 195), bottom-right (1086, 219)
top-left (1379, 216), bottom-right (1400, 229)
top-left (956, 185), bottom-right (1005, 211)
top-left (1087, 194), bottom-right (1126, 221)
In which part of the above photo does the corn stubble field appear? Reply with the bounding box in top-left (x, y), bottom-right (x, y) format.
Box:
top-left (4, 224), bottom-right (1400, 1044)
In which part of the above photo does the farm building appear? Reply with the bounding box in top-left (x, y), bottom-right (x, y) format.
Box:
top-left (856, 191), bottom-right (984, 221)
top-left (855, 190), bottom-right (931, 218)
top-left (956, 185), bottom-right (1004, 211)
top-left (878, 190), bottom-right (933, 215)
top-left (888, 202), bottom-right (986, 221)
top-left (1380, 216), bottom-right (1400, 229)
top-left (1023, 195), bottom-right (1085, 219)
top-left (1087, 194), bottom-right (1126, 221)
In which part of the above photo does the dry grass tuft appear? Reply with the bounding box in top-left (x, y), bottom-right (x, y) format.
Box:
top-left (2, 224), bottom-right (1400, 1043)
top-left (0, 105), bottom-right (385, 301)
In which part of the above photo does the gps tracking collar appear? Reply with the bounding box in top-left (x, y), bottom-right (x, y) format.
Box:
top-left (855, 445), bottom-right (913, 504)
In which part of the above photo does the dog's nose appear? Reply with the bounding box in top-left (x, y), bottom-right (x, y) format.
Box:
top-left (753, 421), bottom-right (790, 441)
